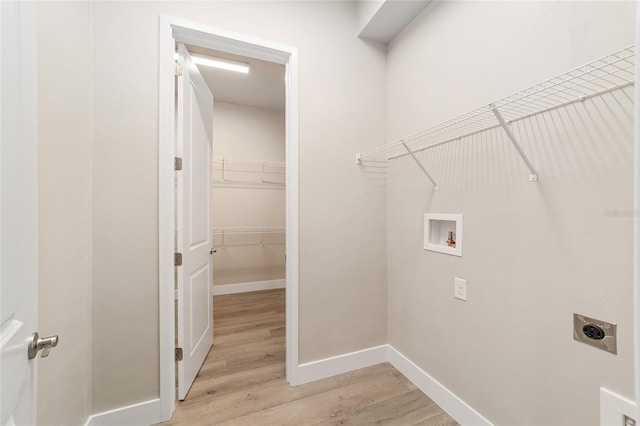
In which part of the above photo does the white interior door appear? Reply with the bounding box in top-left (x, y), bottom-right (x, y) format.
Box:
top-left (0, 2), bottom-right (39, 425)
top-left (176, 43), bottom-right (214, 400)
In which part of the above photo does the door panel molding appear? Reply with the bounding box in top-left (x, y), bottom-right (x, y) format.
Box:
top-left (175, 43), bottom-right (214, 401)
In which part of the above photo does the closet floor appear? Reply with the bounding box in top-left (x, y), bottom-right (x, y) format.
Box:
top-left (163, 289), bottom-right (458, 426)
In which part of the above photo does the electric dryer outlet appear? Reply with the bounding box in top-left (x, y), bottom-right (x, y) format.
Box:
top-left (573, 313), bottom-right (617, 354)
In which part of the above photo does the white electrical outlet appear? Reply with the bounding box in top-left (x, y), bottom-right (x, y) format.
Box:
top-left (454, 277), bottom-right (467, 301)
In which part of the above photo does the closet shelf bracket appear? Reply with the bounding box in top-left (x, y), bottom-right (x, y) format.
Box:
top-left (355, 153), bottom-right (387, 165)
top-left (401, 142), bottom-right (438, 191)
top-left (491, 105), bottom-right (539, 182)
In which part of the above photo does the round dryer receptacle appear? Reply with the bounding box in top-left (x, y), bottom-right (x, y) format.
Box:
top-left (582, 324), bottom-right (605, 340)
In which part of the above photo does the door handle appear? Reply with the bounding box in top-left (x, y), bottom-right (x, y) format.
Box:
top-left (210, 248), bottom-right (216, 255)
top-left (28, 332), bottom-right (59, 359)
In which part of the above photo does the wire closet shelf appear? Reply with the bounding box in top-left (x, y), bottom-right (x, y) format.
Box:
top-left (356, 45), bottom-right (635, 188)
top-left (212, 227), bottom-right (286, 248)
top-left (212, 158), bottom-right (285, 187)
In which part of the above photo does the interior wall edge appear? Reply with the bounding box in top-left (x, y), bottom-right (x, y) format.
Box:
top-left (386, 345), bottom-right (491, 426)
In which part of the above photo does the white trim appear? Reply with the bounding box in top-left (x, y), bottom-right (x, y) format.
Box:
top-left (158, 14), bottom-right (300, 422)
top-left (387, 345), bottom-right (492, 426)
top-left (296, 345), bottom-right (388, 385)
top-left (171, 24), bottom-right (291, 65)
top-left (634, 9), bottom-right (640, 421)
top-left (600, 388), bottom-right (636, 426)
top-left (89, 345), bottom-right (493, 425)
top-left (158, 14), bottom-right (176, 421)
top-left (211, 279), bottom-right (285, 295)
top-left (284, 44), bottom-right (300, 387)
top-left (85, 399), bottom-right (162, 426)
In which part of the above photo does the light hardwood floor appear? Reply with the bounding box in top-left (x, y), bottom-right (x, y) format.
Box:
top-left (163, 289), bottom-right (458, 425)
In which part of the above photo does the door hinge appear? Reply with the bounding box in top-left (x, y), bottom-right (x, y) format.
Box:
top-left (174, 157), bottom-right (183, 171)
top-left (174, 252), bottom-right (182, 266)
top-left (175, 347), bottom-right (183, 361)
top-left (174, 60), bottom-right (183, 76)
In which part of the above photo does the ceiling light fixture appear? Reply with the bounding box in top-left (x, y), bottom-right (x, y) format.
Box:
top-left (191, 54), bottom-right (250, 74)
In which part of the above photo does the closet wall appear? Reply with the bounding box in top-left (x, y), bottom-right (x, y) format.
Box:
top-left (385, 3), bottom-right (635, 425)
top-left (211, 102), bottom-right (286, 285)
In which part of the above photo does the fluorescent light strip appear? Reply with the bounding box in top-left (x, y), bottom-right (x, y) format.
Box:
top-left (191, 55), bottom-right (250, 74)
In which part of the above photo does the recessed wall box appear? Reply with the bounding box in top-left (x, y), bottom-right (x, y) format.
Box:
top-left (424, 213), bottom-right (463, 256)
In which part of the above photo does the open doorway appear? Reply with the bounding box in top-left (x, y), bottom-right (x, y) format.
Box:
top-left (175, 43), bottom-right (287, 402)
top-left (159, 16), bottom-right (300, 420)
top-left (200, 46), bottom-right (287, 293)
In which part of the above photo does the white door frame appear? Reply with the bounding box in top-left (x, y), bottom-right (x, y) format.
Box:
top-left (158, 15), bottom-right (300, 420)
top-left (635, 9), bottom-right (640, 422)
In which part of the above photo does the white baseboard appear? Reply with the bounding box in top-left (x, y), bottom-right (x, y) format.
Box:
top-left (600, 388), bottom-right (636, 425)
top-left (90, 345), bottom-right (490, 426)
top-left (85, 398), bottom-right (163, 426)
top-left (211, 279), bottom-right (285, 295)
top-left (296, 344), bottom-right (388, 385)
top-left (387, 345), bottom-right (492, 426)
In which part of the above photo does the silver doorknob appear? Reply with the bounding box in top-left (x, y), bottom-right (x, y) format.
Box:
top-left (210, 248), bottom-right (216, 255)
top-left (28, 332), bottom-right (59, 359)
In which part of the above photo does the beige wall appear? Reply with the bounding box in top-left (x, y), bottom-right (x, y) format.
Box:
top-left (385, 2), bottom-right (635, 425)
top-left (90, 1), bottom-right (387, 412)
top-left (39, 3), bottom-right (631, 421)
top-left (212, 102), bottom-right (285, 161)
top-left (37, 2), bottom-right (93, 424)
top-left (212, 102), bottom-right (286, 285)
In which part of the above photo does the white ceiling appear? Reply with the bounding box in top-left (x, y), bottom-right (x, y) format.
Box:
top-left (185, 0), bottom-right (428, 109)
top-left (186, 44), bottom-right (285, 111)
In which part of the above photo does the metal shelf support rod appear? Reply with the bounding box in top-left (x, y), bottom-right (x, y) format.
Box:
top-left (401, 142), bottom-right (438, 191)
top-left (491, 106), bottom-right (539, 182)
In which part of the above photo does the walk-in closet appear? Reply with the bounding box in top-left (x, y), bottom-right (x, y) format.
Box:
top-left (173, 43), bottom-right (287, 407)
top-left (206, 51), bottom-right (286, 295)
top-left (210, 111), bottom-right (286, 292)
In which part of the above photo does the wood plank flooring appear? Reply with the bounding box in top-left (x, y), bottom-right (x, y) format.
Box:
top-left (162, 289), bottom-right (457, 426)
